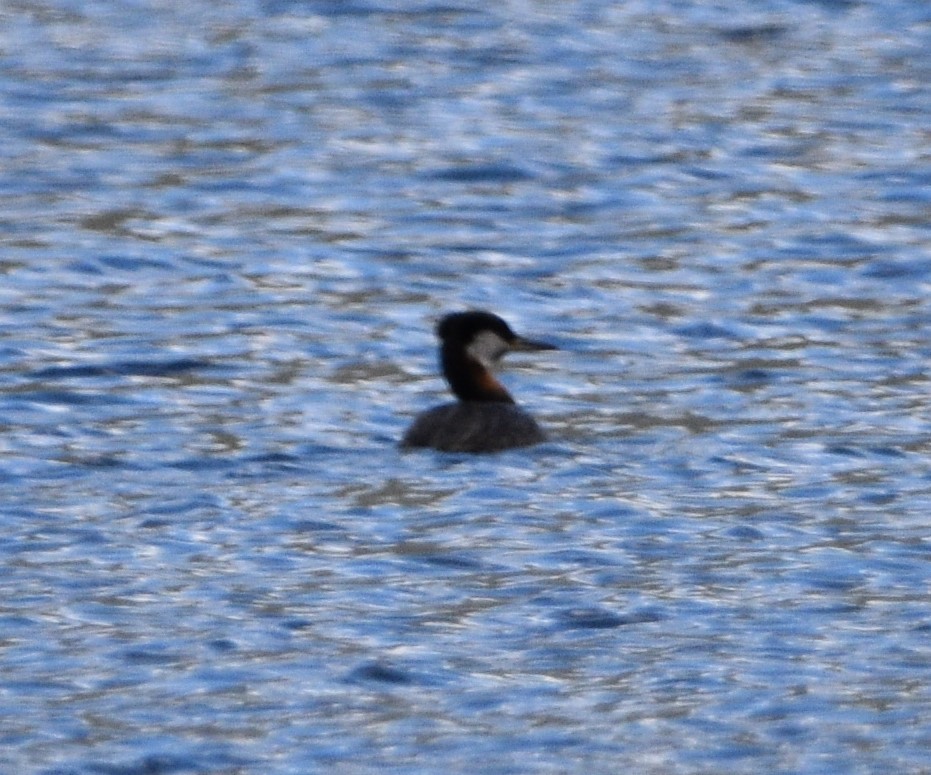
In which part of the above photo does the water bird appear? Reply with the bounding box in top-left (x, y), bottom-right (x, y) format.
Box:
top-left (401, 311), bottom-right (556, 453)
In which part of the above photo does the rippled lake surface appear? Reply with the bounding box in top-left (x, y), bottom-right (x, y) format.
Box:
top-left (2, 1), bottom-right (931, 772)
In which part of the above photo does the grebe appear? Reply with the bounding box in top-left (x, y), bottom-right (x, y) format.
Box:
top-left (401, 311), bottom-right (556, 453)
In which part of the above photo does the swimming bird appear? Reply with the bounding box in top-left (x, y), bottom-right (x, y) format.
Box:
top-left (401, 311), bottom-right (555, 453)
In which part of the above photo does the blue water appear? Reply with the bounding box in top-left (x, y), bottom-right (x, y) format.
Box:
top-left (2, 1), bottom-right (931, 772)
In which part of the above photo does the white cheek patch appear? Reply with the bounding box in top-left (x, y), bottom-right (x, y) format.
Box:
top-left (466, 330), bottom-right (509, 368)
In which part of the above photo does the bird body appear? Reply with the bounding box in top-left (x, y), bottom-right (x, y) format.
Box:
top-left (401, 311), bottom-right (554, 453)
top-left (402, 401), bottom-right (546, 453)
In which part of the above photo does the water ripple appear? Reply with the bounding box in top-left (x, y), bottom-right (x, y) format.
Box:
top-left (2, 0), bottom-right (931, 773)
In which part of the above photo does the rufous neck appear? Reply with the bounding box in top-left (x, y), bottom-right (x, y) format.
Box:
top-left (441, 347), bottom-right (514, 403)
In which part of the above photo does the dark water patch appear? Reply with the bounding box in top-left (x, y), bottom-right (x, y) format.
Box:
top-left (85, 754), bottom-right (214, 775)
top-left (138, 518), bottom-right (173, 529)
top-left (260, 0), bottom-right (385, 18)
top-left (724, 525), bottom-right (766, 541)
top-left (558, 607), bottom-right (663, 631)
top-left (31, 358), bottom-right (210, 380)
top-left (290, 518), bottom-right (345, 534)
top-left (860, 259), bottom-right (930, 280)
top-left (825, 444), bottom-right (865, 458)
top-left (673, 322), bottom-right (740, 340)
top-left (799, 0), bottom-right (863, 10)
top-left (346, 661), bottom-right (415, 686)
top-left (858, 490), bottom-right (897, 506)
top-left (281, 618), bottom-right (314, 632)
top-left (732, 368), bottom-right (774, 385)
top-left (426, 162), bottom-right (536, 183)
top-left (4, 389), bottom-right (131, 406)
top-left (868, 445), bottom-right (907, 459)
top-left (244, 451), bottom-right (303, 466)
top-left (718, 23), bottom-right (790, 44)
top-left (120, 647), bottom-right (187, 666)
top-left (417, 552), bottom-right (484, 571)
top-left (134, 493), bottom-right (225, 517)
top-left (96, 254), bottom-right (178, 271)
top-left (168, 456), bottom-right (240, 473)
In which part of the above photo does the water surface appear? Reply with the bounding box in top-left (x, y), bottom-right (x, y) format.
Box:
top-left (1, 1), bottom-right (930, 772)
